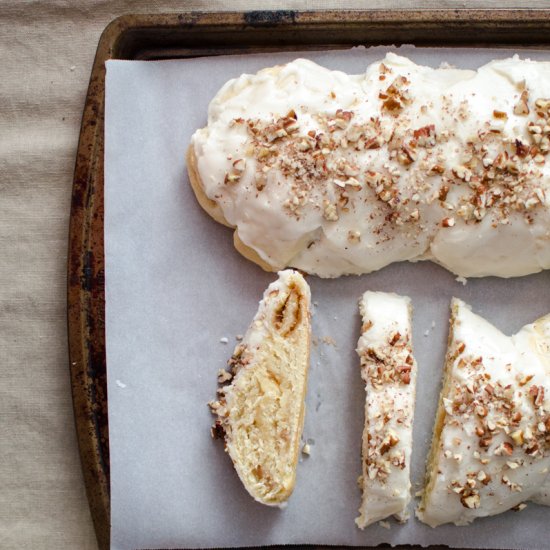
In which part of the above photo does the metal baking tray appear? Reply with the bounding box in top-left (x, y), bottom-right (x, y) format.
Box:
top-left (67, 10), bottom-right (550, 550)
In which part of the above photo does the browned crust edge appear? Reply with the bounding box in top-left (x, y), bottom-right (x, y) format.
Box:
top-left (186, 144), bottom-right (232, 228)
top-left (418, 299), bottom-right (460, 517)
top-left (282, 276), bottom-right (311, 504)
top-left (186, 144), bottom-right (277, 273)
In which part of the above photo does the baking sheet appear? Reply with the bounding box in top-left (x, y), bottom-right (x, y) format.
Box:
top-left (105, 46), bottom-right (550, 550)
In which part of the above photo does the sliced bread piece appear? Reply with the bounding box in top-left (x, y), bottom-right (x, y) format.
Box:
top-left (209, 269), bottom-right (311, 506)
top-left (417, 298), bottom-right (550, 526)
top-left (356, 291), bottom-right (418, 528)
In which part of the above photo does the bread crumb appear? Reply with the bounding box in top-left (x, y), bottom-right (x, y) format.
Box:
top-left (115, 379), bottom-right (126, 388)
top-left (322, 335), bottom-right (337, 347)
top-left (455, 275), bottom-right (468, 285)
top-left (423, 329), bottom-right (430, 337)
top-left (219, 337), bottom-right (229, 344)
top-left (217, 369), bottom-right (233, 384)
top-left (235, 334), bottom-right (243, 341)
top-left (379, 520), bottom-right (391, 530)
top-left (302, 443), bottom-right (311, 456)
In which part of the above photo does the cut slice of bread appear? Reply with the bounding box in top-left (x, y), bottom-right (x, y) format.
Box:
top-left (356, 291), bottom-right (418, 528)
top-left (209, 270), bottom-right (311, 506)
top-left (417, 299), bottom-right (550, 527)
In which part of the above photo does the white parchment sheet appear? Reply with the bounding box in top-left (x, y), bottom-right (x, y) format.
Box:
top-left (105, 46), bottom-right (550, 550)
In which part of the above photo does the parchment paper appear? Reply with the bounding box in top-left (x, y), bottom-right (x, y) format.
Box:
top-left (105, 46), bottom-right (550, 550)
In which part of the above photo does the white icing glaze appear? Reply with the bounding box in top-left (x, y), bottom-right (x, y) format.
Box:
top-left (418, 299), bottom-right (550, 527)
top-left (191, 54), bottom-right (550, 278)
top-left (356, 291), bottom-right (417, 528)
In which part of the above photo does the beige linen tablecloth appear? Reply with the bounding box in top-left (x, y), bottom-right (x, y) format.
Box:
top-left (2, 1), bottom-right (549, 549)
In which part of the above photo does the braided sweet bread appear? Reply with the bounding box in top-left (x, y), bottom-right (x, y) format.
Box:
top-left (189, 54), bottom-right (550, 278)
top-left (209, 270), bottom-right (311, 506)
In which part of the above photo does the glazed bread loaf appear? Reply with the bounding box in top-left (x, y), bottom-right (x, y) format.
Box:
top-left (418, 299), bottom-right (550, 527)
top-left (209, 270), bottom-right (311, 506)
top-left (189, 53), bottom-right (550, 278)
top-left (356, 291), bottom-right (418, 528)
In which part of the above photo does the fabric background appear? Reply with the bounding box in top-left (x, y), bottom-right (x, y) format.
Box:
top-left (1, 2), bottom-right (549, 549)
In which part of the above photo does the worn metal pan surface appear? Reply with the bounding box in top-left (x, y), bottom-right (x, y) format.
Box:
top-left (67, 10), bottom-right (550, 550)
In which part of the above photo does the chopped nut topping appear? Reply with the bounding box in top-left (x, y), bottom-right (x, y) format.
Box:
top-left (224, 172), bottom-right (241, 184)
top-left (217, 369), bottom-right (233, 384)
top-left (322, 200), bottom-right (339, 221)
top-left (477, 470), bottom-right (491, 485)
top-left (493, 110), bottom-right (508, 120)
top-left (529, 385), bottom-right (545, 407)
top-left (452, 165), bottom-right (472, 182)
top-left (379, 432), bottom-right (400, 454)
top-left (381, 76), bottom-right (412, 113)
top-left (413, 124), bottom-right (436, 147)
top-left (232, 158), bottom-right (246, 173)
top-left (429, 164), bottom-right (445, 175)
top-left (461, 493), bottom-right (480, 509)
top-left (362, 320), bottom-right (373, 333)
top-left (438, 185), bottom-right (450, 201)
top-left (475, 404), bottom-right (488, 418)
top-left (397, 146), bottom-right (417, 165)
top-left (513, 503), bottom-right (528, 511)
top-left (479, 436), bottom-right (493, 449)
top-left (535, 98), bottom-right (550, 111)
top-left (518, 374), bottom-right (534, 387)
top-left (361, 330), bottom-right (414, 388)
top-left (495, 442), bottom-right (513, 456)
top-left (510, 429), bottom-right (524, 446)
top-left (514, 90), bottom-right (530, 115)
top-left (347, 230), bottom-right (361, 243)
